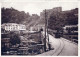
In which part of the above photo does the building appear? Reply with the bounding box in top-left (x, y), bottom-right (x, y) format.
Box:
top-left (63, 25), bottom-right (78, 30)
top-left (19, 24), bottom-right (26, 31)
top-left (63, 25), bottom-right (78, 43)
top-left (40, 7), bottom-right (62, 17)
top-left (1, 23), bottom-right (26, 31)
top-left (30, 24), bottom-right (45, 32)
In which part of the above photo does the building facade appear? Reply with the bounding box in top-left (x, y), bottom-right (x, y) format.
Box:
top-left (63, 25), bottom-right (78, 43)
top-left (1, 23), bottom-right (26, 31)
top-left (30, 24), bottom-right (45, 32)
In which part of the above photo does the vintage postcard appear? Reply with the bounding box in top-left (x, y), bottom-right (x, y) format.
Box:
top-left (0, 0), bottom-right (79, 56)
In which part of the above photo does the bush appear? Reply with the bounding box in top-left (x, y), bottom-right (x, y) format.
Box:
top-left (9, 32), bottom-right (21, 45)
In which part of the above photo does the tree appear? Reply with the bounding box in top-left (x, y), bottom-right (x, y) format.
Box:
top-left (65, 11), bottom-right (78, 25)
top-left (1, 7), bottom-right (31, 24)
top-left (48, 11), bottom-right (65, 30)
top-left (9, 32), bottom-right (21, 45)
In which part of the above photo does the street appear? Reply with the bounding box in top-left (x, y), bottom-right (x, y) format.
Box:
top-left (58, 38), bottom-right (78, 56)
top-left (38, 34), bottom-right (78, 56)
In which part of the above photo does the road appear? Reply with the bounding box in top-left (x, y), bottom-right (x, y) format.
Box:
top-left (58, 38), bottom-right (78, 56)
top-left (37, 34), bottom-right (64, 56)
top-left (37, 34), bottom-right (78, 56)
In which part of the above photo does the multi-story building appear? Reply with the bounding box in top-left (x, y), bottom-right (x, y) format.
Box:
top-left (1, 23), bottom-right (26, 31)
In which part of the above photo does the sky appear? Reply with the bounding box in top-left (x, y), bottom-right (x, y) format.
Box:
top-left (1, 1), bottom-right (78, 15)
top-left (1, 0), bottom-right (79, 2)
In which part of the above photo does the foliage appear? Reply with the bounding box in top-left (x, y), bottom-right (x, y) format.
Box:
top-left (1, 7), bottom-right (78, 31)
top-left (1, 7), bottom-right (30, 24)
top-left (9, 31), bottom-right (21, 45)
top-left (65, 9), bottom-right (78, 25)
top-left (1, 7), bottom-right (40, 30)
top-left (47, 8), bottom-right (78, 31)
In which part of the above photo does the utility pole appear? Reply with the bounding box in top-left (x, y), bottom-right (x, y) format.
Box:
top-left (46, 12), bottom-right (50, 50)
top-left (46, 10), bottom-right (50, 50)
top-left (44, 9), bottom-right (47, 52)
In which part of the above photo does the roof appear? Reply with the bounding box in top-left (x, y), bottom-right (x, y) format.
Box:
top-left (2, 23), bottom-right (26, 26)
top-left (2, 23), bottom-right (18, 26)
top-left (63, 25), bottom-right (78, 29)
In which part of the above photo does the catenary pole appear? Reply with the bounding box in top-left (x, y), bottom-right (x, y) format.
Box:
top-left (44, 9), bottom-right (47, 52)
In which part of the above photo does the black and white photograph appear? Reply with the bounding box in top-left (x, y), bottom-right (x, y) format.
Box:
top-left (1, 0), bottom-right (78, 56)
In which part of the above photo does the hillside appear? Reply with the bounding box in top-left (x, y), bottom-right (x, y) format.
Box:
top-left (1, 7), bottom-right (78, 30)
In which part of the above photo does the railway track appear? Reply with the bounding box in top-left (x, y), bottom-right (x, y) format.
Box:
top-left (57, 38), bottom-right (78, 56)
top-left (37, 36), bottom-right (65, 56)
top-left (37, 33), bottom-right (78, 56)
top-left (51, 39), bottom-right (65, 56)
top-left (48, 33), bottom-right (65, 56)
